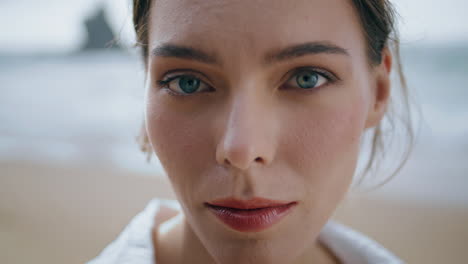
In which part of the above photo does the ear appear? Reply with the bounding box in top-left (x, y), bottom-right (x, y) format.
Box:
top-left (137, 120), bottom-right (153, 162)
top-left (364, 46), bottom-right (392, 129)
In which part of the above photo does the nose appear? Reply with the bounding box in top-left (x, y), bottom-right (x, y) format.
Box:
top-left (215, 92), bottom-right (276, 171)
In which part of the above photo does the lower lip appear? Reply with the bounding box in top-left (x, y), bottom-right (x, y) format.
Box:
top-left (206, 203), bottom-right (297, 232)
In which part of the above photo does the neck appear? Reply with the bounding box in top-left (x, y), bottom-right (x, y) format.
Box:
top-left (154, 214), bottom-right (217, 264)
top-left (181, 221), bottom-right (218, 264)
top-left (154, 214), bottom-right (340, 264)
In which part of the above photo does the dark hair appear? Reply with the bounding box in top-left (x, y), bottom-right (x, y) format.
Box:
top-left (132, 0), bottom-right (414, 189)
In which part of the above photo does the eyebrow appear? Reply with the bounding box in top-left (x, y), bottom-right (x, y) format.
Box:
top-left (263, 41), bottom-right (349, 65)
top-left (151, 44), bottom-right (220, 65)
top-left (151, 41), bottom-right (349, 66)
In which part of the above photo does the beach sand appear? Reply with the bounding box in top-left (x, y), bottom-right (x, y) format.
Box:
top-left (1, 160), bottom-right (466, 264)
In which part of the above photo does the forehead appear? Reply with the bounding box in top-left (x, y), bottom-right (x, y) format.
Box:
top-left (148, 0), bottom-right (365, 63)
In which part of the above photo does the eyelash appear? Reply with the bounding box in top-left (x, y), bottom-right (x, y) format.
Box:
top-left (283, 67), bottom-right (338, 91)
top-left (156, 72), bottom-right (211, 97)
top-left (155, 67), bottom-right (338, 97)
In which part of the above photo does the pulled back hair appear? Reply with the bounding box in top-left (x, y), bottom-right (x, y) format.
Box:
top-left (132, 0), bottom-right (414, 189)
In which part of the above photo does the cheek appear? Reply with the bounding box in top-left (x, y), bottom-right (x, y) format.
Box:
top-left (280, 96), bottom-right (368, 232)
top-left (283, 97), bottom-right (367, 183)
top-left (145, 95), bottom-right (212, 192)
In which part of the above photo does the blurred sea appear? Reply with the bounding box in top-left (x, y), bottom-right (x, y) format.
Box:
top-left (1, 44), bottom-right (467, 206)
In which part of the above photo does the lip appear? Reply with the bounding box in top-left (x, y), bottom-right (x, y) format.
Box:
top-left (205, 197), bottom-right (297, 232)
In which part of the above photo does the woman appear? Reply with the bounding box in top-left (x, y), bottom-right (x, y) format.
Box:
top-left (89, 0), bottom-right (413, 263)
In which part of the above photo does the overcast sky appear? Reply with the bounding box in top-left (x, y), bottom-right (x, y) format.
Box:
top-left (0, 0), bottom-right (467, 53)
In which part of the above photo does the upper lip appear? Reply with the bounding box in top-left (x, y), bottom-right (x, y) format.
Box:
top-left (206, 197), bottom-right (296, 210)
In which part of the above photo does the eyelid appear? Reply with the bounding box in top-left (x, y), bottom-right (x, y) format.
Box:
top-left (155, 67), bottom-right (339, 96)
top-left (286, 66), bottom-right (338, 82)
top-left (159, 69), bottom-right (213, 84)
top-left (280, 67), bottom-right (338, 92)
top-left (156, 71), bottom-right (213, 96)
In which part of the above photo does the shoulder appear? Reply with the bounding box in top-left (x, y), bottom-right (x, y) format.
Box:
top-left (87, 198), bottom-right (181, 264)
top-left (318, 220), bottom-right (405, 264)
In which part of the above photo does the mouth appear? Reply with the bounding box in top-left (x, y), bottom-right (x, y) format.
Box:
top-left (205, 197), bottom-right (297, 232)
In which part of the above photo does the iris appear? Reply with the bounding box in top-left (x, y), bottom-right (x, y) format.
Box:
top-left (296, 71), bottom-right (319, 89)
top-left (179, 76), bottom-right (201, 93)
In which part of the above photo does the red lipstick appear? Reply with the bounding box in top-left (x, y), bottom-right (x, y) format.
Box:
top-left (205, 197), bottom-right (297, 232)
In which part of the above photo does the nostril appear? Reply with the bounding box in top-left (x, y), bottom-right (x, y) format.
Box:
top-left (224, 157), bottom-right (263, 166)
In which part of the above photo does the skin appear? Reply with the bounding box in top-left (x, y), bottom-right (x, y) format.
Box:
top-left (143, 0), bottom-right (392, 263)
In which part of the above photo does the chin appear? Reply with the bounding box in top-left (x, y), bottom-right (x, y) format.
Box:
top-left (209, 240), bottom-right (300, 264)
top-left (196, 219), bottom-right (309, 264)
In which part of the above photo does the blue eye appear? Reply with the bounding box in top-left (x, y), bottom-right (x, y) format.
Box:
top-left (178, 76), bottom-right (200, 93)
top-left (157, 74), bottom-right (211, 95)
top-left (296, 72), bottom-right (318, 89)
top-left (286, 70), bottom-right (330, 90)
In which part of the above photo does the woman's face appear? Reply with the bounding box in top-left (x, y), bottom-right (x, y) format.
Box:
top-left (145, 0), bottom-right (390, 263)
